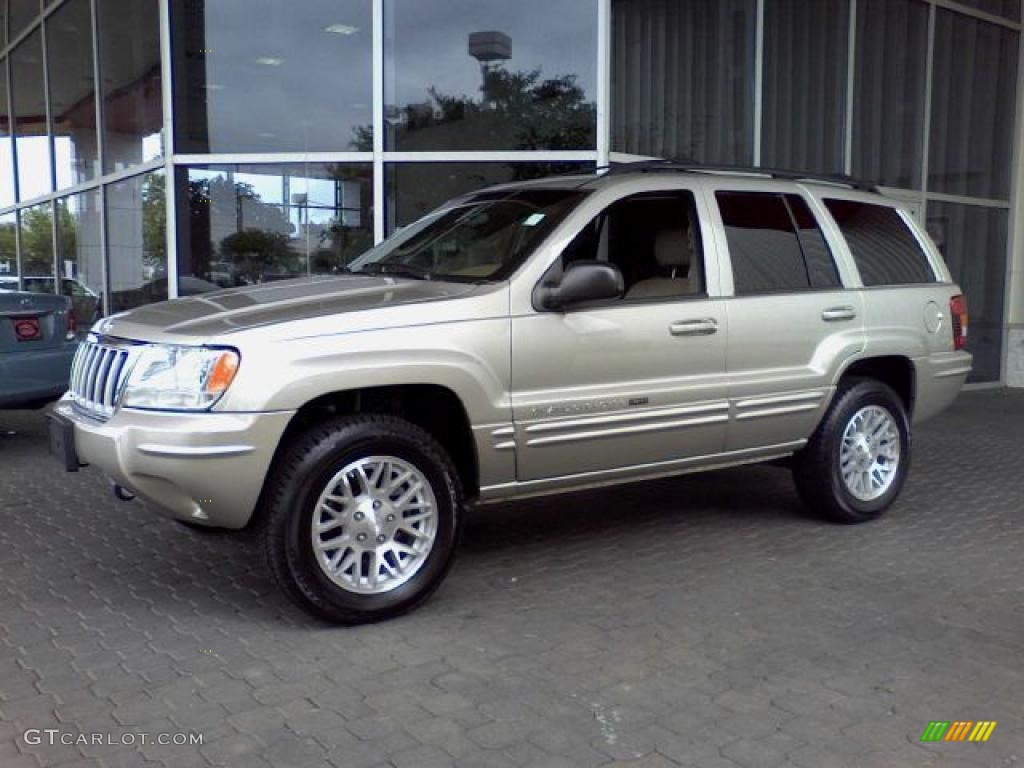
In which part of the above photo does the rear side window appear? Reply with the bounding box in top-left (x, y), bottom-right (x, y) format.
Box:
top-left (716, 192), bottom-right (841, 294)
top-left (823, 199), bottom-right (936, 286)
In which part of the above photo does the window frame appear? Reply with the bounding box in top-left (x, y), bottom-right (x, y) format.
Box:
top-left (533, 185), bottom-right (714, 311)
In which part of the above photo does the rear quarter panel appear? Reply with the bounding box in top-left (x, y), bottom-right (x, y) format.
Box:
top-left (805, 191), bottom-right (971, 423)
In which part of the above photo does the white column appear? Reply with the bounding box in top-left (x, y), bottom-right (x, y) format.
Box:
top-left (1005, 29), bottom-right (1024, 387)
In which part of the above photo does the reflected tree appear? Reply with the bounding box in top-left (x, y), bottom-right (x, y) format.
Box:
top-left (19, 207), bottom-right (58, 278)
top-left (187, 175), bottom-right (298, 285)
top-left (355, 67), bottom-right (595, 156)
top-left (142, 174), bottom-right (167, 275)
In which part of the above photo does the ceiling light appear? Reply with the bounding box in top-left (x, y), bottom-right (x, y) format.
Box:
top-left (324, 23), bottom-right (359, 35)
top-left (255, 57), bottom-right (284, 66)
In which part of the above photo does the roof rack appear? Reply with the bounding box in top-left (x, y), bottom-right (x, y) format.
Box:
top-left (597, 160), bottom-right (880, 193)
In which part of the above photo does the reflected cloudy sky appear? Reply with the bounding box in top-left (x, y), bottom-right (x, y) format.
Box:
top-left (384, 0), bottom-right (597, 109)
top-left (179, 0), bottom-right (374, 153)
top-left (179, 0), bottom-right (596, 153)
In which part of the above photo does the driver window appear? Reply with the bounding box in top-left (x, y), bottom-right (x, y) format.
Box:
top-left (560, 190), bottom-right (706, 301)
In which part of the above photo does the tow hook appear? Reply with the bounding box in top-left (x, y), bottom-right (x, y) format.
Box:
top-left (112, 483), bottom-right (136, 501)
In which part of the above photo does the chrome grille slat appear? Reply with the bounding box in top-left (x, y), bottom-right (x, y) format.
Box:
top-left (69, 337), bottom-right (137, 421)
top-left (96, 350), bottom-right (115, 409)
top-left (82, 346), bottom-right (100, 403)
top-left (87, 347), bottom-right (105, 405)
top-left (69, 347), bottom-right (83, 397)
top-left (105, 350), bottom-right (128, 409)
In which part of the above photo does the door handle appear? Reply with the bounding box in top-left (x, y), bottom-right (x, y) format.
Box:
top-left (669, 319), bottom-right (718, 336)
top-left (821, 306), bottom-right (857, 322)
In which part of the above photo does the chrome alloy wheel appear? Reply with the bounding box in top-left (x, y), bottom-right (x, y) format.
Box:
top-left (839, 405), bottom-right (901, 501)
top-left (311, 456), bottom-right (438, 594)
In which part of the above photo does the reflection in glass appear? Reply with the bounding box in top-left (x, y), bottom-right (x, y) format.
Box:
top-left (172, 0), bottom-right (373, 153)
top-left (0, 213), bottom-right (17, 288)
top-left (852, 0), bottom-right (928, 189)
top-left (56, 191), bottom-right (104, 328)
top-left (178, 164), bottom-right (373, 294)
top-left (926, 202), bottom-right (1007, 383)
top-left (18, 201), bottom-right (54, 288)
top-left (762, 0), bottom-right (848, 175)
top-left (386, 162), bottom-right (594, 232)
top-left (611, 0), bottom-right (756, 165)
top-left (11, 31), bottom-right (51, 201)
top-left (9, 1), bottom-right (41, 41)
top-left (106, 171), bottom-right (166, 311)
top-left (48, 0), bottom-right (100, 189)
top-left (0, 63), bottom-right (15, 208)
top-left (352, 189), bottom-right (585, 281)
top-left (98, 0), bottom-right (163, 173)
top-left (384, 0), bottom-right (597, 150)
top-left (929, 11), bottom-right (1018, 199)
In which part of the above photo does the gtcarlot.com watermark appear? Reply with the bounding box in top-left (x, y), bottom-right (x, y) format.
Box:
top-left (24, 729), bottom-right (203, 747)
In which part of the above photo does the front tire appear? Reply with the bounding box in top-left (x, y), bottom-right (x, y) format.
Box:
top-left (793, 378), bottom-right (910, 524)
top-left (260, 414), bottom-right (463, 624)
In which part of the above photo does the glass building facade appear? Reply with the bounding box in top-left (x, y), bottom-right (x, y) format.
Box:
top-left (0, 0), bottom-right (1021, 382)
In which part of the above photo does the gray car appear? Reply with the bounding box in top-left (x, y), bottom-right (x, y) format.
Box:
top-left (48, 165), bottom-right (972, 623)
top-left (1, 290), bottom-right (77, 409)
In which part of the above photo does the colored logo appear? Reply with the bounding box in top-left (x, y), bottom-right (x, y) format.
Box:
top-left (921, 721), bottom-right (997, 742)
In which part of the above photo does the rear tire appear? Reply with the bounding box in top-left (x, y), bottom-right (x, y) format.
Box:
top-left (259, 414), bottom-right (462, 624)
top-left (793, 378), bottom-right (910, 524)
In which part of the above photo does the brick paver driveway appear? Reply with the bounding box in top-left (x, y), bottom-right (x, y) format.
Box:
top-left (1, 391), bottom-right (1022, 768)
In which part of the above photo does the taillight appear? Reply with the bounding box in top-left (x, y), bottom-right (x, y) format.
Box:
top-left (949, 294), bottom-right (968, 351)
top-left (65, 308), bottom-right (77, 341)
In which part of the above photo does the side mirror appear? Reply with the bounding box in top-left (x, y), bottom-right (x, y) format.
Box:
top-left (535, 260), bottom-right (624, 310)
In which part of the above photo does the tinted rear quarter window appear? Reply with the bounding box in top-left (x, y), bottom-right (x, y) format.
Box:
top-left (824, 199), bottom-right (936, 286)
top-left (716, 191), bottom-right (841, 294)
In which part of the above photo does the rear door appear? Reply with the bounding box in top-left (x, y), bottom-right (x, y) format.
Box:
top-left (702, 182), bottom-right (865, 452)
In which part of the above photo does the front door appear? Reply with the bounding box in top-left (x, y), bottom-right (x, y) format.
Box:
top-left (511, 187), bottom-right (730, 482)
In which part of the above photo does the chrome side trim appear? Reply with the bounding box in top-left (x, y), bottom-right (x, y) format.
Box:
top-left (527, 413), bottom-right (729, 447)
top-left (136, 444), bottom-right (255, 458)
top-left (934, 366), bottom-right (972, 378)
top-left (734, 402), bottom-right (822, 421)
top-left (491, 426), bottom-right (515, 437)
top-left (734, 390), bottom-right (825, 409)
top-left (494, 441), bottom-right (516, 451)
top-left (525, 401), bottom-right (730, 434)
top-left (731, 390), bottom-right (826, 422)
top-left (477, 440), bottom-right (807, 503)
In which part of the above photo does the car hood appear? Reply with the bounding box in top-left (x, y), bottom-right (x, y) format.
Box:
top-left (92, 275), bottom-right (483, 341)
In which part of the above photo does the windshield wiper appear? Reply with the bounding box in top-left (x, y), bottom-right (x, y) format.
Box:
top-left (352, 262), bottom-right (432, 280)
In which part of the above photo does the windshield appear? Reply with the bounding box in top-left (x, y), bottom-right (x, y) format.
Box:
top-left (348, 188), bottom-right (587, 282)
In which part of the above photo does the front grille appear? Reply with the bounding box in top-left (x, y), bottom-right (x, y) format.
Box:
top-left (69, 336), bottom-right (137, 420)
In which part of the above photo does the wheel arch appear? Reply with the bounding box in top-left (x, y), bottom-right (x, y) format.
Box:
top-left (834, 355), bottom-right (916, 417)
top-left (248, 383), bottom-right (479, 530)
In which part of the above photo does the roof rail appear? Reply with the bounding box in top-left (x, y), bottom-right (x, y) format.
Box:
top-left (597, 160), bottom-right (880, 193)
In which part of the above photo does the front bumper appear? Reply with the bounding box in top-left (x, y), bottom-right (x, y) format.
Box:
top-left (51, 396), bottom-right (295, 528)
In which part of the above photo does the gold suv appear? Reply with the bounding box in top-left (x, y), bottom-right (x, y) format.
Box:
top-left (49, 165), bottom-right (972, 623)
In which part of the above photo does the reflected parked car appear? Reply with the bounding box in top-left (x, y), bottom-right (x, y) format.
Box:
top-left (0, 290), bottom-right (77, 409)
top-left (0, 276), bottom-right (102, 327)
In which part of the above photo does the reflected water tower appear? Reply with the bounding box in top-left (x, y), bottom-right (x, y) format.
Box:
top-left (469, 30), bottom-right (511, 100)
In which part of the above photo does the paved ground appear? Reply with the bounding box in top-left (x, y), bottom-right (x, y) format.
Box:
top-left (0, 391), bottom-right (1022, 768)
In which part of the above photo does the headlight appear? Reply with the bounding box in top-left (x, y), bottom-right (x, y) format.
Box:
top-left (121, 345), bottom-right (240, 410)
